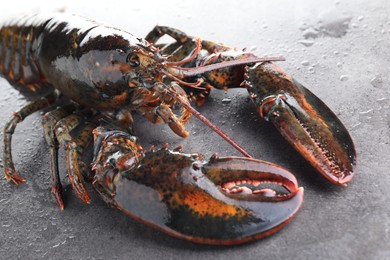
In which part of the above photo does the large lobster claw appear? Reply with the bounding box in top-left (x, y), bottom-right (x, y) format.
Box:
top-left (245, 63), bottom-right (356, 185)
top-left (92, 127), bottom-right (303, 245)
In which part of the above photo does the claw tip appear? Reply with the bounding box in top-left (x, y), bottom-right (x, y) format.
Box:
top-left (210, 153), bottom-right (219, 160)
top-left (83, 196), bottom-right (91, 204)
top-left (337, 180), bottom-right (348, 187)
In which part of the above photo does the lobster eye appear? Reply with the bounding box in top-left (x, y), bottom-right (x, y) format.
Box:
top-left (127, 54), bottom-right (140, 67)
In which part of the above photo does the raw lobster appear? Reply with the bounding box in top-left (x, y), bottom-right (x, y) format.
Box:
top-left (0, 13), bottom-right (355, 245)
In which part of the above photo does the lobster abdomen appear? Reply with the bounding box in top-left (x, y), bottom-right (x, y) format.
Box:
top-left (0, 16), bottom-right (48, 92)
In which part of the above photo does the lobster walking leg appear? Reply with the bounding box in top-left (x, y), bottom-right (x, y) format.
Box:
top-left (3, 92), bottom-right (58, 184)
top-left (42, 104), bottom-right (78, 209)
top-left (146, 25), bottom-right (230, 54)
top-left (146, 25), bottom-right (190, 45)
top-left (145, 26), bottom-right (253, 106)
top-left (54, 110), bottom-right (97, 204)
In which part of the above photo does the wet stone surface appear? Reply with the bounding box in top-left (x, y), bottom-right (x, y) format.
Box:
top-left (0, 0), bottom-right (389, 259)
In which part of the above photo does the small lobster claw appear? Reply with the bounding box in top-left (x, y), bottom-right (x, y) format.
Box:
top-left (246, 63), bottom-right (356, 185)
top-left (92, 128), bottom-right (303, 245)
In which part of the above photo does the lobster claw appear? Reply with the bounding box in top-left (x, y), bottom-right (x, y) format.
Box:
top-left (92, 129), bottom-right (303, 245)
top-left (246, 63), bottom-right (356, 185)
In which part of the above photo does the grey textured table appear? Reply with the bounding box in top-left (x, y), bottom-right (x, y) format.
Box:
top-left (0, 1), bottom-right (389, 259)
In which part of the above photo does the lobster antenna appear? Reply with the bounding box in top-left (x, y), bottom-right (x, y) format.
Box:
top-left (167, 88), bottom-right (253, 158)
top-left (173, 56), bottom-right (285, 77)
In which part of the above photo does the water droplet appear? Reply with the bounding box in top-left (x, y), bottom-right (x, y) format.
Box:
top-left (351, 23), bottom-right (359, 28)
top-left (358, 109), bottom-right (373, 123)
top-left (358, 16), bottom-right (364, 21)
top-left (357, 99), bottom-right (389, 125)
top-left (302, 28), bottom-right (320, 39)
top-left (222, 98), bottom-right (232, 104)
top-left (301, 8), bottom-right (352, 39)
top-left (340, 75), bottom-right (349, 81)
top-left (378, 97), bottom-right (389, 109)
top-left (298, 40), bottom-right (315, 47)
top-left (370, 74), bottom-right (383, 88)
top-left (299, 22), bottom-right (309, 31)
top-left (301, 60), bottom-right (310, 66)
top-left (248, 45), bottom-right (257, 52)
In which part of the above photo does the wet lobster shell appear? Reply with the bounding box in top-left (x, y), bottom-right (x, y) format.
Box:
top-left (92, 129), bottom-right (304, 245)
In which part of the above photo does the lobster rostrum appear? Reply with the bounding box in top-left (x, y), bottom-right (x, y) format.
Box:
top-left (0, 13), bottom-right (355, 245)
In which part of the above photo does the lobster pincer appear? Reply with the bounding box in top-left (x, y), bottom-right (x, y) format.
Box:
top-left (244, 63), bottom-right (356, 185)
top-left (92, 126), bottom-right (303, 245)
